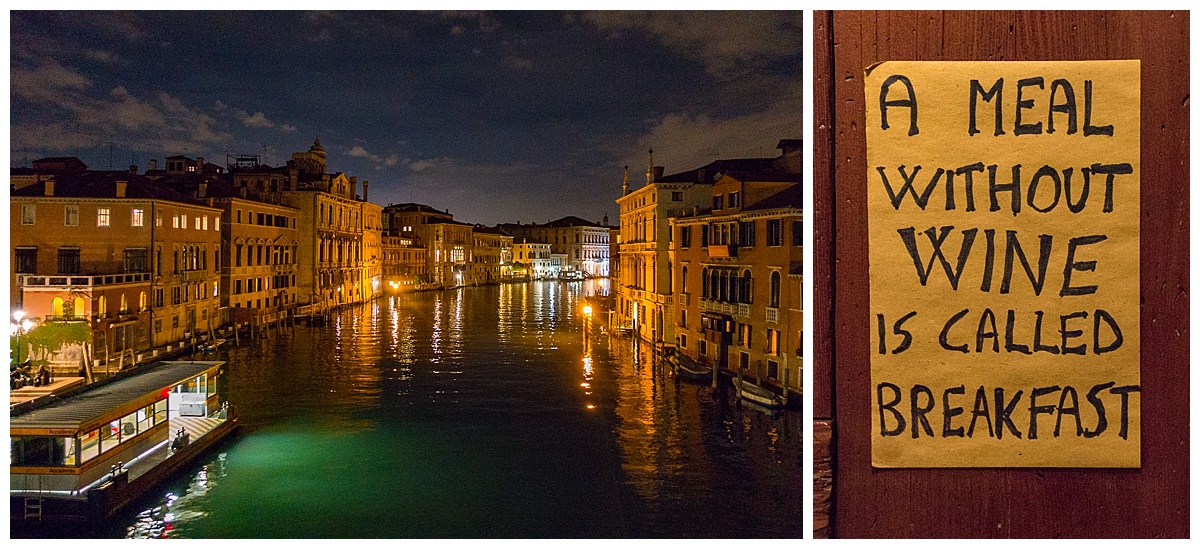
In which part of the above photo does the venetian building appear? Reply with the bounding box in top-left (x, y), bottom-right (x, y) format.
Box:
top-left (669, 139), bottom-right (803, 400)
top-left (11, 163), bottom-right (223, 370)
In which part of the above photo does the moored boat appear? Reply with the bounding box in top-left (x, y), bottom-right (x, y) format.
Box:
top-left (734, 376), bottom-right (786, 409)
top-left (197, 338), bottom-right (227, 353)
top-left (672, 353), bottom-right (712, 383)
top-left (10, 361), bottom-right (238, 524)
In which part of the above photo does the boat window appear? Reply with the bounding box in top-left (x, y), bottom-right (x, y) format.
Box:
top-left (12, 436), bottom-right (75, 467)
top-left (138, 405), bottom-right (153, 433)
top-left (154, 399), bottom-right (168, 424)
top-left (79, 429), bottom-right (100, 463)
top-left (62, 437), bottom-right (77, 466)
top-left (207, 373), bottom-right (217, 397)
top-left (120, 411), bottom-right (138, 440)
top-left (100, 420), bottom-right (120, 453)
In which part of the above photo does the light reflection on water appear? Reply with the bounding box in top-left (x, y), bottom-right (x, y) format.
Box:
top-left (86, 280), bottom-right (801, 538)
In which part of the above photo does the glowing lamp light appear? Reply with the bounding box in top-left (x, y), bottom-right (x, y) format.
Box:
top-left (13, 310), bottom-right (26, 323)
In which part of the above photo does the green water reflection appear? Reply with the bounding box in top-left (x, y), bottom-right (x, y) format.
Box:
top-left (106, 280), bottom-right (801, 538)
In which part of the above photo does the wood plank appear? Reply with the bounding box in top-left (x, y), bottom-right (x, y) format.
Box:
top-left (823, 10), bottom-right (1189, 538)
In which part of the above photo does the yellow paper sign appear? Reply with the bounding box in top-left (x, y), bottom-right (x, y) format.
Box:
top-left (865, 61), bottom-right (1140, 468)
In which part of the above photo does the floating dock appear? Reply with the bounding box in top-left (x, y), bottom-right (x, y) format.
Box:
top-left (10, 361), bottom-right (238, 525)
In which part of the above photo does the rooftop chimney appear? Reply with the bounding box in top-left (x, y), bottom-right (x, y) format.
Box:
top-left (129, 164), bottom-right (138, 174)
top-left (44, 180), bottom-right (55, 196)
top-left (198, 182), bottom-right (208, 199)
top-left (149, 159), bottom-right (157, 171)
top-left (196, 157), bottom-right (204, 171)
top-left (363, 180), bottom-right (369, 202)
top-left (646, 149), bottom-right (654, 184)
top-left (116, 181), bottom-right (128, 198)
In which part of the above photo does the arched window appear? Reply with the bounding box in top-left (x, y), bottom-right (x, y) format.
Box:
top-left (682, 266), bottom-right (688, 294)
top-left (73, 297), bottom-right (85, 317)
top-left (99, 296), bottom-right (107, 316)
top-left (719, 270), bottom-right (728, 302)
top-left (701, 268), bottom-right (709, 298)
top-left (52, 297), bottom-right (64, 317)
top-left (770, 271), bottom-right (781, 308)
top-left (139, 292), bottom-right (147, 311)
top-left (742, 270), bottom-right (753, 304)
top-left (120, 293), bottom-right (128, 313)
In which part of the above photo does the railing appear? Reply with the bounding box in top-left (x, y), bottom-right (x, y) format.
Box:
top-left (708, 244), bottom-right (737, 258)
top-left (181, 269), bottom-right (208, 282)
top-left (700, 299), bottom-right (735, 315)
top-left (18, 272), bottom-right (150, 288)
top-left (738, 303), bottom-right (750, 317)
top-left (679, 293), bottom-right (690, 306)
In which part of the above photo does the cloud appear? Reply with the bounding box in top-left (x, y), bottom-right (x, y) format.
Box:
top-left (242, 112), bottom-right (275, 128)
top-left (408, 158), bottom-right (438, 172)
top-left (10, 60), bottom-right (92, 102)
top-left (310, 28), bottom-right (333, 42)
top-left (348, 146), bottom-right (402, 171)
top-left (583, 11), bottom-right (802, 78)
top-left (609, 83), bottom-right (802, 174)
top-left (441, 11), bottom-right (501, 33)
top-left (11, 75), bottom-right (234, 158)
top-left (347, 145), bottom-right (381, 162)
top-left (280, 124), bottom-right (298, 133)
top-left (506, 56), bottom-right (534, 71)
top-left (83, 49), bottom-right (127, 65)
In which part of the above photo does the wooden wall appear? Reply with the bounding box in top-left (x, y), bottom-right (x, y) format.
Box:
top-left (813, 10), bottom-right (1189, 538)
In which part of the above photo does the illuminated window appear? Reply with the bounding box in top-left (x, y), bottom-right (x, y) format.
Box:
top-left (156, 210), bottom-right (162, 227)
top-left (173, 215), bottom-right (180, 228)
top-left (97, 208), bottom-right (111, 227)
top-left (99, 295), bottom-right (107, 316)
top-left (181, 214), bottom-right (188, 229)
top-left (203, 216), bottom-right (208, 230)
top-left (64, 205), bottom-right (79, 226)
top-left (132, 208), bottom-right (144, 227)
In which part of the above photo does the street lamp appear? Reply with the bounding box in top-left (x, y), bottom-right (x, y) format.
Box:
top-left (11, 311), bottom-right (34, 366)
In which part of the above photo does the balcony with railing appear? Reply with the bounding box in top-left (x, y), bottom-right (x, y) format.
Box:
top-left (19, 272), bottom-right (150, 289)
top-left (707, 244), bottom-right (738, 258)
top-left (700, 299), bottom-right (736, 315)
top-left (181, 268), bottom-right (209, 282)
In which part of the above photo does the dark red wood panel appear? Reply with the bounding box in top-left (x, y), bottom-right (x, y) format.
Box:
top-left (818, 10), bottom-right (1189, 538)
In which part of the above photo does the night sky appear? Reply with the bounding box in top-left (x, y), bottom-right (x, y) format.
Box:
top-left (9, 11), bottom-right (802, 226)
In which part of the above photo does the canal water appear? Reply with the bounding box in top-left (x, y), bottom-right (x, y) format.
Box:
top-left (59, 280), bottom-right (801, 538)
